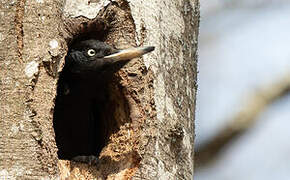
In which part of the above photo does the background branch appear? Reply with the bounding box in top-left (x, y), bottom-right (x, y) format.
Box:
top-left (196, 73), bottom-right (290, 168)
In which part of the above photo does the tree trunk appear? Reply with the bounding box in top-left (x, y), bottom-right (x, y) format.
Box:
top-left (0, 0), bottom-right (199, 179)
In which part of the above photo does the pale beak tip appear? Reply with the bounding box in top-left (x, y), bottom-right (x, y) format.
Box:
top-left (144, 46), bottom-right (155, 53)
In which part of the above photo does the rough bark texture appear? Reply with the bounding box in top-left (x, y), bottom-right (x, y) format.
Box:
top-left (1, 0), bottom-right (63, 179)
top-left (0, 0), bottom-right (199, 179)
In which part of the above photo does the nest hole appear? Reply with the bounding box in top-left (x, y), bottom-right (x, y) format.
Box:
top-left (53, 19), bottom-right (131, 163)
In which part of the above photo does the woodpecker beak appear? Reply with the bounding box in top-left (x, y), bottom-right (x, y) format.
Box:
top-left (103, 46), bottom-right (155, 62)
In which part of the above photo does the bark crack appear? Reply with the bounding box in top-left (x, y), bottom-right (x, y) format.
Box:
top-left (15, 0), bottom-right (26, 63)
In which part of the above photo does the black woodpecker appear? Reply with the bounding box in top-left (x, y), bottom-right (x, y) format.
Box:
top-left (53, 39), bottom-right (154, 163)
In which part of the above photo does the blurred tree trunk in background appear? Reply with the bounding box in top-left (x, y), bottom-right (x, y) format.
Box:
top-left (0, 0), bottom-right (199, 179)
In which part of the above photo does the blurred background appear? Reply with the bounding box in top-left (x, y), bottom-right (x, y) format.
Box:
top-left (195, 0), bottom-right (290, 179)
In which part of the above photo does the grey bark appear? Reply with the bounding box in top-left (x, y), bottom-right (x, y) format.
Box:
top-left (0, 0), bottom-right (199, 179)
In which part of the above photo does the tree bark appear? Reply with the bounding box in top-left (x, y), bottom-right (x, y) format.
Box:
top-left (0, 0), bottom-right (199, 179)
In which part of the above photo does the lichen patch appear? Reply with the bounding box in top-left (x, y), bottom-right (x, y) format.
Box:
top-left (25, 60), bottom-right (39, 78)
top-left (49, 39), bottom-right (59, 49)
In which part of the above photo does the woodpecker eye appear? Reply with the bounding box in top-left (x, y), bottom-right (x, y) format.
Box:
top-left (87, 49), bottom-right (96, 57)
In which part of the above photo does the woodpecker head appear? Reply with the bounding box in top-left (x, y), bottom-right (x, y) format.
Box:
top-left (66, 39), bottom-right (155, 75)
